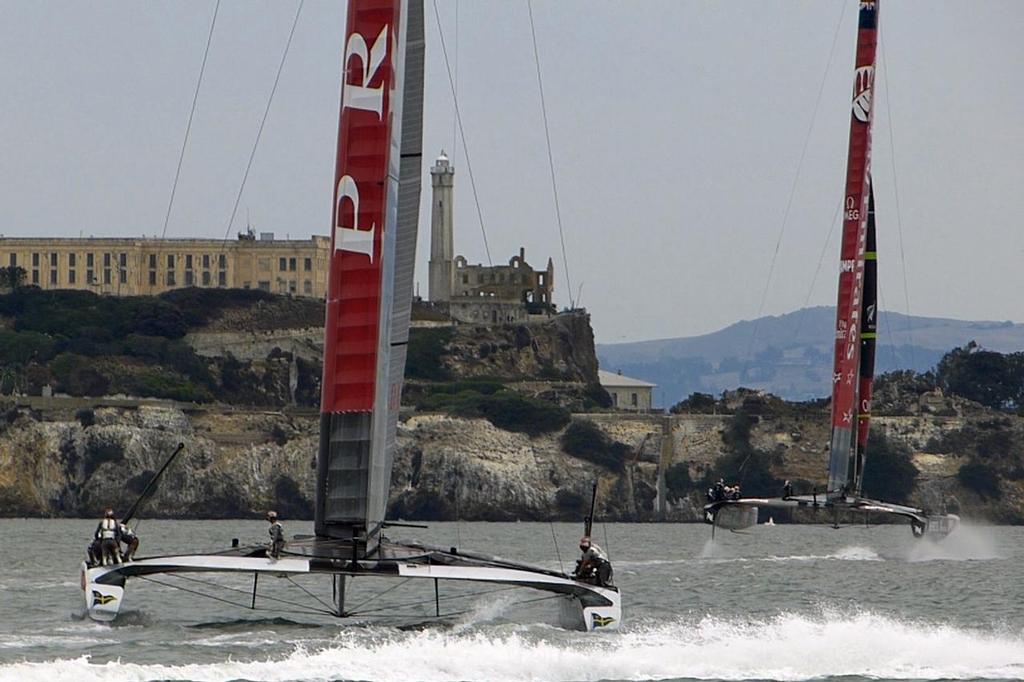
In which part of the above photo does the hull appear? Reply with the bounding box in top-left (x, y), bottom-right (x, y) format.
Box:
top-left (81, 542), bottom-right (621, 632)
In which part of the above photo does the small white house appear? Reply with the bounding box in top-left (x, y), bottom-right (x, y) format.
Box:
top-left (597, 369), bottom-right (656, 412)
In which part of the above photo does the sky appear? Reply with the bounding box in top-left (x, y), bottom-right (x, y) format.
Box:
top-left (1, 1), bottom-right (1021, 344)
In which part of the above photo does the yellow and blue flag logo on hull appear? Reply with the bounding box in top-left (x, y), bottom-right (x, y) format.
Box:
top-left (92, 590), bottom-right (117, 606)
top-left (591, 614), bottom-right (615, 628)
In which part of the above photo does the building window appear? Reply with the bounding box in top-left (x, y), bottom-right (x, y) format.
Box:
top-left (185, 271), bottom-right (194, 286)
top-left (167, 271), bottom-right (176, 286)
top-left (31, 270), bottom-right (39, 284)
top-left (288, 280), bottom-right (296, 294)
top-left (303, 280), bottom-right (312, 295)
top-left (259, 257), bottom-right (270, 271)
top-left (119, 253), bottom-right (127, 267)
top-left (68, 270), bottom-right (76, 284)
top-left (185, 255), bottom-right (193, 269)
top-left (631, 393), bottom-right (638, 407)
top-left (218, 271), bottom-right (226, 286)
top-left (149, 254), bottom-right (157, 268)
top-left (50, 253), bottom-right (58, 267)
top-left (538, 273), bottom-right (545, 286)
top-left (304, 257), bottom-right (312, 272)
top-left (8, 254), bottom-right (15, 267)
top-left (202, 271), bottom-right (211, 286)
top-left (218, 254), bottom-right (226, 269)
top-left (87, 253), bottom-right (94, 268)
top-left (258, 281), bottom-right (270, 291)
top-left (104, 253), bottom-right (111, 267)
top-left (149, 271), bottom-right (156, 286)
top-left (279, 257), bottom-right (287, 271)
top-left (477, 274), bottom-right (483, 284)
top-left (120, 269), bottom-right (127, 284)
top-left (86, 269), bottom-right (94, 283)
top-left (612, 393), bottom-right (618, 407)
top-left (288, 257), bottom-right (296, 271)
top-left (32, 253), bottom-right (39, 267)
top-left (167, 254), bottom-right (175, 268)
top-left (50, 270), bottom-right (57, 285)
top-left (104, 269), bottom-right (111, 284)
top-left (243, 281), bottom-right (251, 289)
top-left (69, 253), bottom-right (76, 267)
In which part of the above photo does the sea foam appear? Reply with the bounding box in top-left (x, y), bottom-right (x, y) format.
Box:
top-left (3, 610), bottom-right (1024, 682)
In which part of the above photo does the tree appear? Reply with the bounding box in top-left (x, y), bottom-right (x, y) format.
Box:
top-left (0, 265), bottom-right (27, 290)
top-left (936, 342), bottom-right (1020, 409)
top-left (860, 430), bottom-right (918, 504)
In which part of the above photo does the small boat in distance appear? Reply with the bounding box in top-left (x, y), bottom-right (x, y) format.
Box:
top-left (703, 0), bottom-right (957, 541)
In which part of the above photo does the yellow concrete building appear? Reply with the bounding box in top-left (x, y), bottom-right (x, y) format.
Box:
top-left (0, 234), bottom-right (331, 298)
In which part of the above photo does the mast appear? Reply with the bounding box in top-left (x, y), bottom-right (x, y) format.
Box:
top-left (826, 0), bottom-right (879, 500)
top-left (853, 185), bottom-right (877, 496)
top-left (315, 0), bottom-right (425, 551)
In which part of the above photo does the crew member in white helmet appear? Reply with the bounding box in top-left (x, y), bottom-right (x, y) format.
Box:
top-left (574, 536), bottom-right (613, 587)
top-left (94, 509), bottom-right (121, 565)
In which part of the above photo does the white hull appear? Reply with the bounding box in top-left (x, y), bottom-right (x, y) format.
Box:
top-left (81, 552), bottom-right (620, 632)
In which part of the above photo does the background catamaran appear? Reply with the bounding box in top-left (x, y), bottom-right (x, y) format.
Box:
top-left (703, 0), bottom-right (957, 540)
top-left (81, 0), bottom-right (620, 631)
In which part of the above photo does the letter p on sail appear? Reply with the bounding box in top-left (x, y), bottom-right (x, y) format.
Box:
top-left (335, 175), bottom-right (375, 262)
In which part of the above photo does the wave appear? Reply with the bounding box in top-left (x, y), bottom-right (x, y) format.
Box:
top-left (698, 543), bottom-right (883, 563)
top-left (4, 611), bottom-right (1024, 681)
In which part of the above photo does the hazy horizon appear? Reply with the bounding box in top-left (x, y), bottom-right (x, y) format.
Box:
top-left (2, 1), bottom-right (1021, 344)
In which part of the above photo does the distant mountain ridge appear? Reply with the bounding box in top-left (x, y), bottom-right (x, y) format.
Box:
top-left (597, 307), bottom-right (1024, 405)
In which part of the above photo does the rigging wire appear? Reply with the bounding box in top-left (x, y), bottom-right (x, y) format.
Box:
top-left (878, 32), bottom-right (915, 366)
top-left (792, 198), bottom-right (843, 340)
top-left (138, 574), bottom-right (334, 617)
top-left (741, 0), bottom-right (847, 374)
top-left (345, 577), bottom-right (413, 615)
top-left (219, 0), bottom-right (304, 248)
top-left (160, 0), bottom-right (220, 241)
top-left (431, 0), bottom-right (492, 265)
top-left (548, 521), bottom-right (564, 574)
top-left (526, 0), bottom-right (574, 309)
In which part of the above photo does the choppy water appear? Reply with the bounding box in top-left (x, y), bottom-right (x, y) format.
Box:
top-left (1, 518), bottom-right (1023, 681)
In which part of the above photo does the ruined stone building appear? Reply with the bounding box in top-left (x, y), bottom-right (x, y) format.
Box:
top-left (426, 152), bottom-right (555, 325)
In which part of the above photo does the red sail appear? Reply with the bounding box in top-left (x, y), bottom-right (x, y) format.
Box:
top-left (323, 0), bottom-right (400, 413)
top-left (827, 0), bottom-right (879, 497)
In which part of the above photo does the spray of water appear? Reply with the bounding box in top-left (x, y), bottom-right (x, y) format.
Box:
top-left (903, 523), bottom-right (1003, 563)
top-left (7, 610), bottom-right (1024, 682)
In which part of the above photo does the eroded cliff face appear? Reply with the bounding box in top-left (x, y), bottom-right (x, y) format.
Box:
top-left (3, 398), bottom-right (1021, 523)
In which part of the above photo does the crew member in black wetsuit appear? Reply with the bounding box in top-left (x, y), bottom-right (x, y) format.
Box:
top-left (574, 536), bottom-right (613, 587)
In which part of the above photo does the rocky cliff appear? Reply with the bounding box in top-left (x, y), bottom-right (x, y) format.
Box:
top-left (3, 389), bottom-right (1022, 523)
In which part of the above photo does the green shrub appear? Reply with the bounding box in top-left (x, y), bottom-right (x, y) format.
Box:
top-left (582, 382), bottom-right (613, 410)
top-left (670, 392), bottom-right (717, 414)
top-left (957, 461), bottom-right (1002, 499)
top-left (0, 329), bottom-right (58, 365)
top-left (860, 431), bottom-right (918, 503)
top-left (664, 462), bottom-right (695, 502)
top-left (560, 420), bottom-right (630, 471)
top-left (405, 327), bottom-right (454, 381)
top-left (475, 392), bottom-right (570, 436)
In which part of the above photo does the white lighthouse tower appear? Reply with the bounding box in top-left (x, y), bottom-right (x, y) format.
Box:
top-left (428, 150), bottom-right (455, 302)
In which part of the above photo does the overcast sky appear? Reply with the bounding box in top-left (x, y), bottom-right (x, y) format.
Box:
top-left (1, 1), bottom-right (1021, 343)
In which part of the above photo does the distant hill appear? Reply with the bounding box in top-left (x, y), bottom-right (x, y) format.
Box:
top-left (597, 307), bottom-right (1024, 405)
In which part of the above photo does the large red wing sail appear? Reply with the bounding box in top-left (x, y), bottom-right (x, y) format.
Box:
top-left (827, 0), bottom-right (879, 498)
top-left (315, 0), bottom-right (424, 544)
top-left (323, 0), bottom-right (399, 414)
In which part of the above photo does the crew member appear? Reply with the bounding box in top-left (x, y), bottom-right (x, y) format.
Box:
top-left (94, 509), bottom-right (121, 565)
top-left (267, 511), bottom-right (285, 559)
top-left (574, 536), bottom-right (613, 587)
top-left (119, 521), bottom-right (139, 561)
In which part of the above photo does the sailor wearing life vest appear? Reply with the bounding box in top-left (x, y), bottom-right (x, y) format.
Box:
top-left (266, 511), bottom-right (285, 559)
top-left (94, 509), bottom-right (121, 566)
top-left (574, 536), bottom-right (613, 587)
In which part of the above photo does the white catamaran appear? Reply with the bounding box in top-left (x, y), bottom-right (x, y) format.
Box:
top-left (703, 0), bottom-right (958, 540)
top-left (81, 0), bottom-right (620, 631)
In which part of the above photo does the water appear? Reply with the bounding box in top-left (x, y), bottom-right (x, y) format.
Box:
top-left (2, 518), bottom-right (1023, 681)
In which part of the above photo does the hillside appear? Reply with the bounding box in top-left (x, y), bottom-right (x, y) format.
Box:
top-left (598, 307), bottom-right (1024, 404)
